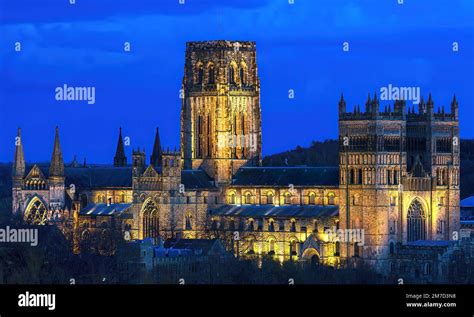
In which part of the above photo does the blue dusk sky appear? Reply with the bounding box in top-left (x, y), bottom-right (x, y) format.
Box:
top-left (0, 0), bottom-right (473, 164)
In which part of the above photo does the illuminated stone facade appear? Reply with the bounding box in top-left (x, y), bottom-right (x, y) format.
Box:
top-left (11, 40), bottom-right (461, 275)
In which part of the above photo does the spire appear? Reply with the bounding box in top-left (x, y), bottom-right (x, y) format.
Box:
top-left (49, 126), bottom-right (64, 177)
top-left (13, 127), bottom-right (25, 179)
top-left (150, 127), bottom-right (163, 167)
top-left (371, 92), bottom-right (379, 114)
top-left (114, 127), bottom-right (127, 167)
top-left (338, 93), bottom-right (346, 114)
top-left (365, 93), bottom-right (371, 113)
top-left (451, 94), bottom-right (459, 120)
top-left (70, 154), bottom-right (79, 168)
top-left (427, 93), bottom-right (434, 118)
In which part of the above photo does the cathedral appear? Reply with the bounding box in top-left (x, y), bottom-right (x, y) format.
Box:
top-left (11, 40), bottom-right (461, 276)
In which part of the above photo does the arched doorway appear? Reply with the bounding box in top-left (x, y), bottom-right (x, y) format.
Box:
top-left (142, 199), bottom-right (159, 239)
top-left (407, 199), bottom-right (426, 242)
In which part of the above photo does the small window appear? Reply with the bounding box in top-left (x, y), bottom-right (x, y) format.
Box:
top-left (290, 220), bottom-right (296, 232)
top-left (185, 215), bottom-right (192, 230)
top-left (290, 240), bottom-right (297, 256)
top-left (328, 193), bottom-right (335, 205)
top-left (244, 193), bottom-right (252, 204)
top-left (267, 193), bottom-right (273, 205)
top-left (208, 65), bottom-right (215, 84)
top-left (268, 240), bottom-right (275, 255)
top-left (268, 220), bottom-right (275, 232)
top-left (424, 263), bottom-right (432, 275)
top-left (247, 219), bottom-right (254, 231)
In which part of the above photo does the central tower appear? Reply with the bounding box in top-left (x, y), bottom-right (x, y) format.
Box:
top-left (180, 40), bottom-right (262, 185)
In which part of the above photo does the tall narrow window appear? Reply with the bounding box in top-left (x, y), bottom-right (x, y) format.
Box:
top-left (185, 214), bottom-right (192, 230)
top-left (142, 200), bottom-right (159, 239)
top-left (228, 66), bottom-right (235, 84)
top-left (290, 220), bottom-right (296, 232)
top-left (268, 239), bottom-right (275, 255)
top-left (208, 64), bottom-right (215, 84)
top-left (207, 114), bottom-right (211, 158)
top-left (407, 200), bottom-right (426, 242)
top-left (197, 64), bottom-right (203, 84)
top-left (240, 67), bottom-right (246, 85)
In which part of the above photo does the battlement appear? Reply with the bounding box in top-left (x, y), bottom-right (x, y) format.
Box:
top-left (339, 93), bottom-right (458, 122)
top-left (186, 40), bottom-right (256, 52)
top-left (162, 147), bottom-right (180, 157)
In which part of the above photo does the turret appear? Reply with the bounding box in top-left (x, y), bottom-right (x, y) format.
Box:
top-left (427, 93), bottom-right (434, 119)
top-left (451, 94), bottom-right (459, 120)
top-left (132, 148), bottom-right (146, 176)
top-left (338, 93), bottom-right (346, 114)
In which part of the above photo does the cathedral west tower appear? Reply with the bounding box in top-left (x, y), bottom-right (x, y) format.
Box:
top-left (180, 40), bottom-right (262, 185)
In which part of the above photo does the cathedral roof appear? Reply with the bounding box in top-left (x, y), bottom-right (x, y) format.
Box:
top-left (26, 165), bottom-right (215, 190)
top-left (209, 204), bottom-right (339, 218)
top-left (79, 203), bottom-right (132, 216)
top-left (232, 166), bottom-right (339, 187)
top-left (181, 169), bottom-right (216, 189)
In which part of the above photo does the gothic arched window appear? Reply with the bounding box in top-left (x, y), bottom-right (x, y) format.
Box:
top-left (228, 65), bottom-right (236, 84)
top-left (308, 192), bottom-right (316, 205)
top-left (208, 64), bottom-right (215, 84)
top-left (197, 64), bottom-right (204, 84)
top-left (240, 67), bottom-right (246, 85)
top-left (24, 198), bottom-right (48, 225)
top-left (407, 199), bottom-right (426, 242)
top-left (142, 200), bottom-right (159, 239)
top-left (185, 214), bottom-right (192, 230)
